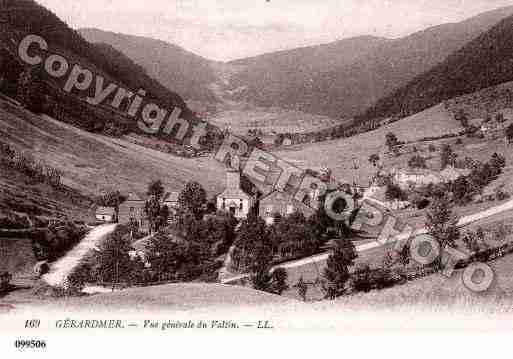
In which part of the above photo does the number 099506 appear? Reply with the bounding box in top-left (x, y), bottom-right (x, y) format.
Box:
top-left (15, 339), bottom-right (46, 349)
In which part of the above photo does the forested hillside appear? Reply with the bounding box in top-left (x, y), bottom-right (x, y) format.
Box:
top-left (80, 28), bottom-right (217, 103)
top-left (0, 0), bottom-right (208, 144)
top-left (228, 6), bottom-right (513, 119)
top-left (360, 13), bottom-right (513, 123)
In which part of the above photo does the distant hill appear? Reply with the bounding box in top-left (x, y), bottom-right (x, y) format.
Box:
top-left (80, 28), bottom-right (218, 103)
top-left (360, 12), bottom-right (513, 122)
top-left (228, 6), bottom-right (513, 118)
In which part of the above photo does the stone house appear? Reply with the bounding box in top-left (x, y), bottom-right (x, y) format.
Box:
top-left (392, 167), bottom-right (469, 190)
top-left (259, 191), bottom-right (316, 225)
top-left (163, 192), bottom-right (180, 216)
top-left (118, 192), bottom-right (149, 232)
top-left (217, 169), bottom-right (255, 219)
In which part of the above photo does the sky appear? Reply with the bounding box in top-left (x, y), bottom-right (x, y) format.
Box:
top-left (37, 0), bottom-right (513, 61)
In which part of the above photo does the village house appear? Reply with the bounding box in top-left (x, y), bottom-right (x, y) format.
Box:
top-left (392, 167), bottom-right (469, 189)
top-left (217, 169), bottom-right (255, 219)
top-left (118, 192), bottom-right (149, 232)
top-left (163, 192), bottom-right (180, 215)
top-left (95, 206), bottom-right (116, 223)
top-left (259, 191), bottom-right (316, 225)
top-left (282, 137), bottom-right (293, 146)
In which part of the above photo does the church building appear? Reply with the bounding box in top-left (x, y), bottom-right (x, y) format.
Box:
top-left (217, 169), bottom-right (255, 219)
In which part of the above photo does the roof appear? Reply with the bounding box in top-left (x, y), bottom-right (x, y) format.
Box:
top-left (96, 206), bottom-right (116, 216)
top-left (260, 190), bottom-right (316, 216)
top-left (126, 192), bottom-right (144, 202)
top-left (163, 192), bottom-right (179, 203)
top-left (218, 188), bottom-right (252, 200)
top-left (440, 166), bottom-right (470, 180)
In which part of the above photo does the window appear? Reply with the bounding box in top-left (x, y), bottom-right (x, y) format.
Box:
top-left (222, 198), bottom-right (226, 210)
top-left (266, 205), bottom-right (273, 216)
top-left (239, 199), bottom-right (243, 210)
top-left (129, 207), bottom-right (135, 213)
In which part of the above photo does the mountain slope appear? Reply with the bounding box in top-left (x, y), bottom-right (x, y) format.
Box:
top-left (79, 28), bottom-right (217, 103)
top-left (0, 0), bottom-right (195, 134)
top-left (228, 6), bottom-right (513, 118)
top-left (360, 12), bottom-right (513, 122)
top-left (0, 97), bottom-right (225, 199)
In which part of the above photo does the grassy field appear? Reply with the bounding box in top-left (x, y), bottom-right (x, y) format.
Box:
top-left (329, 251), bottom-right (513, 312)
top-left (272, 103), bottom-right (462, 184)
top-left (208, 106), bottom-right (342, 136)
top-left (277, 203), bottom-right (513, 302)
top-left (0, 98), bottom-right (226, 199)
top-left (1, 282), bottom-right (292, 311)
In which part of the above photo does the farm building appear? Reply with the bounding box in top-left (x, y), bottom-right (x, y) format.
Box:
top-left (118, 192), bottom-right (149, 232)
top-left (95, 206), bottom-right (116, 223)
top-left (392, 167), bottom-right (469, 189)
top-left (259, 191), bottom-right (316, 225)
top-left (163, 192), bottom-right (180, 215)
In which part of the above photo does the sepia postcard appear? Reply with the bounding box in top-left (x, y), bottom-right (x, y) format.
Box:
top-left (2, 0), bottom-right (513, 356)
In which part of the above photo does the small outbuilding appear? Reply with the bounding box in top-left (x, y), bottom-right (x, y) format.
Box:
top-left (95, 206), bottom-right (117, 223)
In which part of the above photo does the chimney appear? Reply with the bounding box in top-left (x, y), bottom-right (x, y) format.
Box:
top-left (226, 169), bottom-right (241, 190)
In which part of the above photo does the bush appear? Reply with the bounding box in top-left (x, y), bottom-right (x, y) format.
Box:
top-left (0, 272), bottom-right (12, 294)
top-left (492, 223), bottom-right (510, 242)
top-left (0, 142), bottom-right (62, 188)
top-left (32, 223), bottom-right (88, 262)
top-left (323, 240), bottom-right (357, 299)
top-left (351, 264), bottom-right (373, 293)
top-left (408, 155), bottom-right (427, 169)
top-left (385, 183), bottom-right (408, 201)
top-left (296, 276), bottom-right (308, 302)
top-left (270, 267), bottom-right (289, 295)
top-left (0, 213), bottom-right (31, 229)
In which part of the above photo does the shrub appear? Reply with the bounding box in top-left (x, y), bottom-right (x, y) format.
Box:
top-left (385, 183), bottom-right (408, 201)
top-left (296, 277), bottom-right (308, 302)
top-left (323, 240), bottom-right (357, 299)
top-left (440, 144), bottom-right (458, 169)
top-left (351, 264), bottom-right (373, 293)
top-left (492, 223), bottom-right (510, 242)
top-left (0, 272), bottom-right (12, 294)
top-left (408, 155), bottom-right (427, 169)
top-left (462, 232), bottom-right (481, 253)
top-left (0, 142), bottom-right (62, 188)
top-left (270, 267), bottom-right (289, 295)
top-left (31, 223), bottom-right (87, 262)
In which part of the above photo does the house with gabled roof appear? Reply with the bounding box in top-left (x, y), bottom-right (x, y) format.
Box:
top-left (259, 191), bottom-right (316, 225)
top-left (163, 191), bottom-right (180, 217)
top-left (118, 192), bottom-right (149, 232)
top-left (216, 169), bottom-right (255, 219)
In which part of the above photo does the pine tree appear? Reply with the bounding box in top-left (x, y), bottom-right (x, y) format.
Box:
top-left (16, 67), bottom-right (45, 114)
top-left (323, 239), bottom-right (357, 299)
top-left (296, 276), bottom-right (308, 302)
top-left (94, 227), bottom-right (133, 289)
top-left (426, 194), bottom-right (459, 268)
top-left (270, 267), bottom-right (289, 295)
top-left (146, 233), bottom-right (182, 282)
top-left (178, 181), bottom-right (207, 219)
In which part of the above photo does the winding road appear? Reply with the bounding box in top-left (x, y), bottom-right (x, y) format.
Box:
top-left (221, 198), bottom-right (513, 284)
top-left (42, 223), bottom-right (118, 288)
